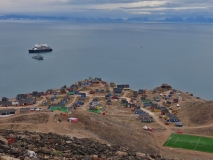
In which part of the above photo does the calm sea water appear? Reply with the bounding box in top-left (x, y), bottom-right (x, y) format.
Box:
top-left (0, 21), bottom-right (213, 100)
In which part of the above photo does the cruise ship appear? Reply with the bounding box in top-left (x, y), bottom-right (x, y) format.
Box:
top-left (29, 44), bottom-right (52, 53)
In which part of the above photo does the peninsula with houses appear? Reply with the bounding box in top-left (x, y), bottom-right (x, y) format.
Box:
top-left (0, 77), bottom-right (212, 160)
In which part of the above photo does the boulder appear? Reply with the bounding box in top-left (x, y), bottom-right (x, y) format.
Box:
top-left (114, 151), bottom-right (128, 156)
top-left (0, 136), bottom-right (8, 145)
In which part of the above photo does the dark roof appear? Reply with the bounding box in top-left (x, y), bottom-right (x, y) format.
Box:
top-left (95, 78), bottom-right (102, 81)
top-left (138, 89), bottom-right (145, 93)
top-left (19, 98), bottom-right (35, 105)
top-left (161, 108), bottom-right (169, 113)
top-left (0, 101), bottom-right (12, 106)
top-left (138, 114), bottom-right (152, 119)
top-left (0, 109), bottom-right (16, 114)
top-left (117, 84), bottom-right (129, 89)
top-left (175, 122), bottom-right (182, 125)
top-left (154, 106), bottom-right (162, 110)
top-left (46, 89), bottom-right (53, 92)
top-left (151, 103), bottom-right (158, 108)
top-left (113, 88), bottom-right (123, 91)
top-left (20, 108), bottom-right (30, 112)
top-left (166, 113), bottom-right (179, 120)
top-left (133, 91), bottom-right (138, 94)
top-left (130, 104), bottom-right (137, 107)
top-left (89, 107), bottom-right (98, 110)
top-left (2, 97), bottom-right (8, 102)
top-left (32, 91), bottom-right (38, 96)
top-left (161, 84), bottom-right (172, 88)
top-left (16, 94), bottom-right (27, 100)
top-left (92, 98), bottom-right (99, 102)
top-left (135, 109), bottom-right (142, 112)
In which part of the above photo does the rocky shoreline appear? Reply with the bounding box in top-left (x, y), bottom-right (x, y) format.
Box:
top-left (0, 129), bottom-right (168, 160)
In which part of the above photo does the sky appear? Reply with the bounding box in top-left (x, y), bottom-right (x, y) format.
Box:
top-left (1, 0), bottom-right (213, 18)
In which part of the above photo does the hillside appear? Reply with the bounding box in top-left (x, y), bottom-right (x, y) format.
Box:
top-left (179, 101), bottom-right (213, 126)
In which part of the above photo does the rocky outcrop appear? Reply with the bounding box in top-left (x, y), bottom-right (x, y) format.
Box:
top-left (0, 129), bottom-right (168, 160)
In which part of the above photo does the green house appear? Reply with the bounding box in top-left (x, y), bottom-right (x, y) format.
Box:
top-left (88, 107), bottom-right (100, 114)
top-left (48, 104), bottom-right (70, 112)
top-left (67, 91), bottom-right (75, 95)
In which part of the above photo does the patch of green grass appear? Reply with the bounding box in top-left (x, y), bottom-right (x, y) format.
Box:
top-left (163, 133), bottom-right (213, 153)
top-left (53, 150), bottom-right (63, 155)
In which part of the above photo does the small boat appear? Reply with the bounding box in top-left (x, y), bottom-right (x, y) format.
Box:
top-left (32, 54), bottom-right (43, 60)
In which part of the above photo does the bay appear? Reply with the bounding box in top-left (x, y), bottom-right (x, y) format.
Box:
top-left (0, 21), bottom-right (213, 100)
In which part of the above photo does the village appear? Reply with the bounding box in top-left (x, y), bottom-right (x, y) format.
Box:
top-left (0, 77), bottom-right (203, 127)
top-left (0, 77), bottom-right (211, 160)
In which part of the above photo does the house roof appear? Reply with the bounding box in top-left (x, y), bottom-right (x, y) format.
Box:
top-left (19, 98), bottom-right (35, 105)
top-left (138, 114), bottom-right (152, 119)
top-left (166, 113), bottom-right (179, 120)
top-left (16, 94), bottom-right (27, 100)
top-left (151, 103), bottom-right (158, 108)
top-left (161, 108), bottom-right (169, 113)
top-left (0, 109), bottom-right (16, 114)
top-left (135, 109), bottom-right (142, 112)
top-left (20, 108), bottom-right (30, 112)
top-left (117, 84), bottom-right (129, 89)
top-left (113, 88), bottom-right (123, 91)
top-left (0, 101), bottom-right (12, 106)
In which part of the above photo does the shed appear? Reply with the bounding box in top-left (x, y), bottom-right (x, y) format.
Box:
top-left (175, 122), bottom-right (183, 127)
top-left (68, 118), bottom-right (78, 123)
top-left (20, 108), bottom-right (30, 114)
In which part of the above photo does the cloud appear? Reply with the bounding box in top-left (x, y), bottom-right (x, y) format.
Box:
top-left (0, 0), bottom-right (213, 17)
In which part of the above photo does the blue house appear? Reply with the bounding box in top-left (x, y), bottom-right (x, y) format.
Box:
top-left (135, 109), bottom-right (146, 114)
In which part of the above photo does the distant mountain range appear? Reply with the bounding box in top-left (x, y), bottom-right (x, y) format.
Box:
top-left (1, 15), bottom-right (213, 23)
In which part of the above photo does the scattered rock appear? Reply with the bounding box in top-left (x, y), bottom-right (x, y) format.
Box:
top-left (0, 129), bottom-right (169, 159)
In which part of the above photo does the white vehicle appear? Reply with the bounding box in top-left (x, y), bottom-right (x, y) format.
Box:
top-left (34, 108), bottom-right (42, 111)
